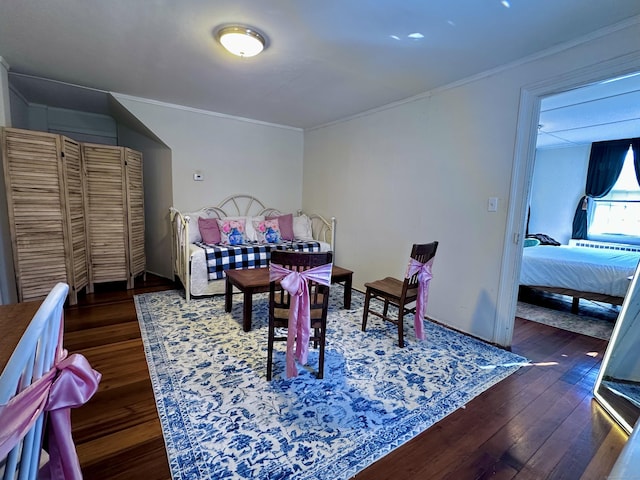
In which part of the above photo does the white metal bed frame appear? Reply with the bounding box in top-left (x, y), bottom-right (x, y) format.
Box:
top-left (169, 194), bottom-right (336, 301)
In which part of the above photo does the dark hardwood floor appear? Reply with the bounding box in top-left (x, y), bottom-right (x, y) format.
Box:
top-left (65, 275), bottom-right (627, 479)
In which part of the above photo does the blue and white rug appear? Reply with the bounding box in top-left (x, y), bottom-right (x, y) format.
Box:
top-left (134, 285), bottom-right (528, 480)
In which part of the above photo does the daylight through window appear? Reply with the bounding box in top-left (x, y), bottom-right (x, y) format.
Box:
top-left (588, 145), bottom-right (640, 242)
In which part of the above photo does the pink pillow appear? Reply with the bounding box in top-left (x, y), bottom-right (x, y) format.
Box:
top-left (267, 213), bottom-right (294, 241)
top-left (198, 217), bottom-right (221, 244)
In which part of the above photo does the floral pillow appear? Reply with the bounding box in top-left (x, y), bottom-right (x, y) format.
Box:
top-left (266, 213), bottom-right (294, 241)
top-left (224, 216), bottom-right (264, 242)
top-left (216, 218), bottom-right (246, 246)
top-left (253, 219), bottom-right (282, 244)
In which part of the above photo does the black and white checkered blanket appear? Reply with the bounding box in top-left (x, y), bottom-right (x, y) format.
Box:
top-left (195, 241), bottom-right (321, 280)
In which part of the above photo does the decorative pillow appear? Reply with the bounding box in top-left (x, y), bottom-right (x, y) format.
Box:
top-left (198, 217), bottom-right (221, 244)
top-left (293, 214), bottom-right (314, 241)
top-left (253, 219), bottom-right (282, 244)
top-left (216, 218), bottom-right (247, 246)
top-left (224, 216), bottom-right (264, 242)
top-left (186, 214), bottom-right (202, 244)
top-left (266, 213), bottom-right (294, 241)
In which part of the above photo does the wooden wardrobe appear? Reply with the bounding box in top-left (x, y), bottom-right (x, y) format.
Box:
top-left (1, 127), bottom-right (145, 304)
top-left (1, 128), bottom-right (89, 305)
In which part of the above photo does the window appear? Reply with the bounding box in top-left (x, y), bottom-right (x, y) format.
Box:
top-left (588, 145), bottom-right (640, 243)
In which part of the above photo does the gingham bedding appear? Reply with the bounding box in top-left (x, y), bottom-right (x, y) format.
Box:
top-left (195, 241), bottom-right (321, 280)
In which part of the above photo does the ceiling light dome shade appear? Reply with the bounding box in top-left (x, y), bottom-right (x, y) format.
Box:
top-left (217, 25), bottom-right (266, 58)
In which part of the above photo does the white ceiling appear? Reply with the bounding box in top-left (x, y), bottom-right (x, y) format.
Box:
top-left (537, 72), bottom-right (640, 149)
top-left (1, 0), bottom-right (640, 138)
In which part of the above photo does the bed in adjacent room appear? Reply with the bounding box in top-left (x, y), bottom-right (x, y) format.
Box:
top-left (520, 243), bottom-right (640, 311)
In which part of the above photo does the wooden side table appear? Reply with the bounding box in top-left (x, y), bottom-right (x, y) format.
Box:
top-left (329, 265), bottom-right (353, 309)
top-left (225, 269), bottom-right (272, 332)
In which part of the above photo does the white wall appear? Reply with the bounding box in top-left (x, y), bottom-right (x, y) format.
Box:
top-left (117, 124), bottom-right (173, 279)
top-left (0, 57), bottom-right (17, 305)
top-left (12, 103), bottom-right (118, 145)
top-left (303, 21), bottom-right (640, 344)
top-left (8, 84), bottom-right (29, 129)
top-left (47, 107), bottom-right (118, 145)
top-left (529, 145), bottom-right (590, 244)
top-left (0, 58), bottom-right (9, 126)
top-left (112, 96), bottom-right (304, 214)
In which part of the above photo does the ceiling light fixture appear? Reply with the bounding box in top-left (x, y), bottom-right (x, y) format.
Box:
top-left (216, 25), bottom-right (266, 58)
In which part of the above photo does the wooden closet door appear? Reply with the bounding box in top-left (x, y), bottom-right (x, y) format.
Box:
top-left (125, 148), bottom-right (145, 287)
top-left (1, 128), bottom-right (68, 301)
top-left (83, 143), bottom-right (128, 289)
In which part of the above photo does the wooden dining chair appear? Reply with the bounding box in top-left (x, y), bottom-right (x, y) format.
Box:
top-left (267, 250), bottom-right (333, 380)
top-left (361, 242), bottom-right (438, 347)
top-left (0, 283), bottom-right (68, 480)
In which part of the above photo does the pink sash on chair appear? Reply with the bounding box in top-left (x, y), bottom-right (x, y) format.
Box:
top-left (406, 257), bottom-right (435, 341)
top-left (0, 325), bottom-right (101, 480)
top-left (269, 262), bottom-right (333, 378)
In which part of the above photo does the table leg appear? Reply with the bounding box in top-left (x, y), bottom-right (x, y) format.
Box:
top-left (225, 277), bottom-right (233, 312)
top-left (243, 289), bottom-right (253, 332)
top-left (344, 274), bottom-right (352, 309)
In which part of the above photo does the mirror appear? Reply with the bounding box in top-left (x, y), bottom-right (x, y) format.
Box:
top-left (594, 261), bottom-right (640, 434)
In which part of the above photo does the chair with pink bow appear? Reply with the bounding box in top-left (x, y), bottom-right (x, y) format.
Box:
top-left (361, 242), bottom-right (438, 347)
top-left (267, 250), bottom-right (333, 380)
top-left (0, 282), bottom-right (101, 480)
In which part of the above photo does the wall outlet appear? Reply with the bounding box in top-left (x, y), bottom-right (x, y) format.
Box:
top-left (193, 172), bottom-right (203, 181)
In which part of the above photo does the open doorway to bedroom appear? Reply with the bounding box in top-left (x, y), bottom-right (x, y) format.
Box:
top-left (514, 70), bottom-right (640, 341)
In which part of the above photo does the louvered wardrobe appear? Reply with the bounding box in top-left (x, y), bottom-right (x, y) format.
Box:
top-left (1, 127), bottom-right (145, 305)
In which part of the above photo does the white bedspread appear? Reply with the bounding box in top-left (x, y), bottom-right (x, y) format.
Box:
top-left (520, 245), bottom-right (640, 297)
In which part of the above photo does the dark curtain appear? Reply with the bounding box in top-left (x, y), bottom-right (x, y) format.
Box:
top-left (571, 139), bottom-right (631, 239)
top-left (633, 138), bottom-right (640, 186)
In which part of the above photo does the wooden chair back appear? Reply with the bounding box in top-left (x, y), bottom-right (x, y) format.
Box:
top-left (361, 242), bottom-right (438, 347)
top-left (403, 242), bottom-right (439, 299)
top-left (0, 283), bottom-right (69, 480)
top-left (267, 251), bottom-right (333, 379)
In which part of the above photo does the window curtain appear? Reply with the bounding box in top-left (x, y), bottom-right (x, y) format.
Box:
top-left (633, 138), bottom-right (640, 186)
top-left (571, 139), bottom-right (631, 239)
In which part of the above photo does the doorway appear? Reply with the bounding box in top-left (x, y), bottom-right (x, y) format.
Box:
top-left (493, 55), bottom-right (640, 348)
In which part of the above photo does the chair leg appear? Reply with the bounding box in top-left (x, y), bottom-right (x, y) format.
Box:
top-left (318, 325), bottom-right (326, 379)
top-left (397, 308), bottom-right (405, 348)
top-left (266, 323), bottom-right (274, 380)
top-left (362, 289), bottom-right (372, 331)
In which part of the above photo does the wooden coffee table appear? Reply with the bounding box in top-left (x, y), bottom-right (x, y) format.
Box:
top-left (225, 265), bottom-right (353, 331)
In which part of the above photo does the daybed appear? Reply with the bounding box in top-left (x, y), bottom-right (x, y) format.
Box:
top-left (519, 243), bottom-right (640, 311)
top-left (170, 194), bottom-right (336, 301)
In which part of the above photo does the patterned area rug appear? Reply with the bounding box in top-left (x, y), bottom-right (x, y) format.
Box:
top-left (515, 301), bottom-right (615, 340)
top-left (134, 285), bottom-right (528, 480)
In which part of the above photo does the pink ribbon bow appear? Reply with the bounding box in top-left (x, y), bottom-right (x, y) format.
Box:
top-left (269, 262), bottom-right (333, 378)
top-left (406, 257), bottom-right (434, 341)
top-left (0, 331), bottom-right (101, 479)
